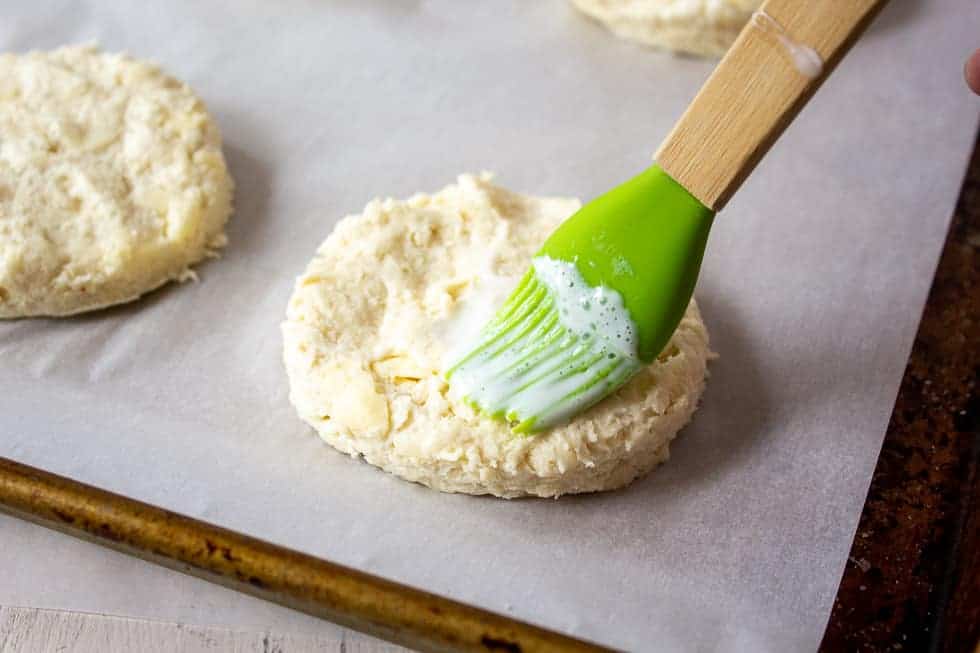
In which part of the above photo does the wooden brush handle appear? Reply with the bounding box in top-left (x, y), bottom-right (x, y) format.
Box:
top-left (655, 0), bottom-right (889, 210)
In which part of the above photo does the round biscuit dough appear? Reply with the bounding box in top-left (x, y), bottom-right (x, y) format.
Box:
top-left (0, 45), bottom-right (233, 317)
top-left (282, 174), bottom-right (712, 498)
top-left (571, 0), bottom-right (761, 57)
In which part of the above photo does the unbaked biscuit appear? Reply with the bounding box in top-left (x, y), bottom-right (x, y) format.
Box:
top-left (0, 45), bottom-right (233, 317)
top-left (572, 0), bottom-right (761, 57)
top-left (282, 175), bottom-right (712, 498)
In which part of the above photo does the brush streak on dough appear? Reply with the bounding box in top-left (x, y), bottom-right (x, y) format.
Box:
top-left (282, 174), bottom-right (712, 498)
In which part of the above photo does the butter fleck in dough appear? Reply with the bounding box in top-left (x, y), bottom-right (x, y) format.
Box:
top-left (0, 45), bottom-right (234, 317)
top-left (571, 0), bottom-right (761, 58)
top-left (282, 175), bottom-right (712, 498)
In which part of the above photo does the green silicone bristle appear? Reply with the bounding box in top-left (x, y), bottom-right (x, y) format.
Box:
top-left (447, 270), bottom-right (641, 433)
top-left (447, 165), bottom-right (714, 433)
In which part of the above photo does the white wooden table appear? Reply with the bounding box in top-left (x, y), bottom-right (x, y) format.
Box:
top-left (0, 605), bottom-right (409, 652)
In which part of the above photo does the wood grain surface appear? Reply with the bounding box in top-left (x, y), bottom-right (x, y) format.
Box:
top-left (0, 606), bottom-right (407, 652)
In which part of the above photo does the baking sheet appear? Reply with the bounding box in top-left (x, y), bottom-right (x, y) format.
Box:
top-left (2, 1), bottom-right (978, 651)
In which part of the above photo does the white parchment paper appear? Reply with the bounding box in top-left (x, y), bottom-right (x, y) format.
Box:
top-left (2, 2), bottom-right (978, 651)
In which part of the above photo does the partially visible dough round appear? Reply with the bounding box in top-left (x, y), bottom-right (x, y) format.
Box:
top-left (282, 174), bottom-right (712, 498)
top-left (0, 45), bottom-right (233, 317)
top-left (571, 0), bottom-right (761, 57)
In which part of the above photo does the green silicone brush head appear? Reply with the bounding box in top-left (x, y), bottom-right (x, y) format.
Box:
top-left (446, 165), bottom-right (714, 433)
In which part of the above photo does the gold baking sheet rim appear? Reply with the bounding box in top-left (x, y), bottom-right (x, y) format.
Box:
top-left (0, 456), bottom-right (612, 653)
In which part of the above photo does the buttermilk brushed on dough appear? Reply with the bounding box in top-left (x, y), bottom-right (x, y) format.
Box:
top-left (0, 45), bottom-right (233, 317)
top-left (282, 175), bottom-right (711, 498)
top-left (572, 0), bottom-right (761, 57)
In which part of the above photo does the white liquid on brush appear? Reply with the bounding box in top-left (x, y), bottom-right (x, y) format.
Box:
top-left (752, 10), bottom-right (824, 79)
top-left (532, 256), bottom-right (638, 359)
top-left (447, 256), bottom-right (642, 432)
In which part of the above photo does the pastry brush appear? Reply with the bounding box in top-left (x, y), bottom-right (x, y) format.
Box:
top-left (448, 0), bottom-right (888, 432)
